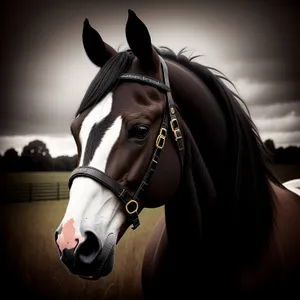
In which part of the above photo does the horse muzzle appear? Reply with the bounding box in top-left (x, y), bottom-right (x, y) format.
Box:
top-left (55, 229), bottom-right (116, 279)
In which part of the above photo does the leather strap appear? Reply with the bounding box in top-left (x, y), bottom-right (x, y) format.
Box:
top-left (119, 73), bottom-right (170, 92)
top-left (132, 108), bottom-right (169, 202)
top-left (69, 166), bottom-right (140, 229)
top-left (160, 58), bottom-right (185, 169)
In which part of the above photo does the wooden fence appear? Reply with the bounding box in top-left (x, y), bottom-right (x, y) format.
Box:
top-left (1, 182), bottom-right (69, 203)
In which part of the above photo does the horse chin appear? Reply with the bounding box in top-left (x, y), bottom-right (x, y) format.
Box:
top-left (78, 245), bottom-right (115, 280)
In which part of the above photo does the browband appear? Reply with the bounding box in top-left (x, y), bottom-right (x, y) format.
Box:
top-left (119, 73), bottom-right (170, 92)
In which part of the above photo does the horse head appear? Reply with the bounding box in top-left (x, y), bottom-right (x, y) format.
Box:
top-left (54, 10), bottom-right (182, 279)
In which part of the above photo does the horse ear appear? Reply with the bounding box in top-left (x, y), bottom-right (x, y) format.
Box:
top-left (125, 10), bottom-right (160, 72)
top-left (82, 18), bottom-right (117, 68)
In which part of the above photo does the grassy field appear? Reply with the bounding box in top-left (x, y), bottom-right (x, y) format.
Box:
top-left (0, 200), bottom-right (163, 300)
top-left (0, 171), bottom-right (71, 184)
top-left (0, 165), bottom-right (299, 300)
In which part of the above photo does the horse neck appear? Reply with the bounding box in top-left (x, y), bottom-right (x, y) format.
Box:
top-left (167, 60), bottom-right (230, 193)
top-left (164, 124), bottom-right (238, 290)
top-left (164, 59), bottom-right (276, 269)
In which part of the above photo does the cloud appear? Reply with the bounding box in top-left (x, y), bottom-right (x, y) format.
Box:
top-left (234, 79), bottom-right (300, 106)
top-left (254, 114), bottom-right (300, 133)
top-left (225, 59), bottom-right (300, 84)
top-left (0, 52), bottom-right (99, 135)
top-left (248, 101), bottom-right (300, 119)
top-left (0, 0), bottom-right (298, 150)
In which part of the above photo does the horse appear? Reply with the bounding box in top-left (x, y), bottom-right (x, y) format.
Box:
top-left (54, 9), bottom-right (300, 299)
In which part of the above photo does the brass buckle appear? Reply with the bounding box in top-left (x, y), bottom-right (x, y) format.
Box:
top-left (125, 199), bottom-right (139, 214)
top-left (173, 129), bottom-right (182, 141)
top-left (170, 119), bottom-right (182, 141)
top-left (156, 128), bottom-right (167, 149)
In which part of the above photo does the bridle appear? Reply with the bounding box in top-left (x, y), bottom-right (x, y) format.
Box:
top-left (68, 57), bottom-right (184, 229)
top-left (68, 56), bottom-right (185, 229)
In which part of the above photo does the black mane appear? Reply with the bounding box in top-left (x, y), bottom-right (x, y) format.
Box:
top-left (76, 50), bottom-right (134, 116)
top-left (155, 46), bottom-right (283, 265)
top-left (156, 46), bottom-right (281, 182)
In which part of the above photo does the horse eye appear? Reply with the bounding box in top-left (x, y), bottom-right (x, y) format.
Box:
top-left (129, 124), bottom-right (150, 140)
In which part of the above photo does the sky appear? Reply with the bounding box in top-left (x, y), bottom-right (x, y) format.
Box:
top-left (0, 0), bottom-right (299, 157)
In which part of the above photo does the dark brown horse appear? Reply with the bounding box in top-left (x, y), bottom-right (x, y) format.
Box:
top-left (55, 10), bottom-right (300, 299)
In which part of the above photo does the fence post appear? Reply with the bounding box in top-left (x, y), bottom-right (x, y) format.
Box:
top-left (57, 182), bottom-right (60, 200)
top-left (29, 183), bottom-right (32, 202)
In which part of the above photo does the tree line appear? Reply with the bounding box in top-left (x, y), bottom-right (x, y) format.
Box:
top-left (0, 140), bottom-right (78, 172)
top-left (0, 139), bottom-right (299, 173)
top-left (264, 139), bottom-right (300, 165)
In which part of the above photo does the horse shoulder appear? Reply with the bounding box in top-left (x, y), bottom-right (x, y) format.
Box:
top-left (240, 179), bottom-right (300, 295)
top-left (272, 179), bottom-right (300, 270)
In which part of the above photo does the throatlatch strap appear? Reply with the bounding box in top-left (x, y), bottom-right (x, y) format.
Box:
top-left (160, 57), bottom-right (185, 169)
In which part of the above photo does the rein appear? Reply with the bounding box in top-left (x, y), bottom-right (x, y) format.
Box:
top-left (68, 57), bottom-right (185, 229)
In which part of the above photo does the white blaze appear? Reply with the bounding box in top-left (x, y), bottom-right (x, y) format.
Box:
top-left (60, 93), bottom-right (127, 240)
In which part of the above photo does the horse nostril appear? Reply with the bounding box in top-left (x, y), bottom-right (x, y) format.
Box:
top-left (54, 230), bottom-right (58, 242)
top-left (75, 231), bottom-right (102, 264)
top-left (54, 230), bottom-right (62, 255)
